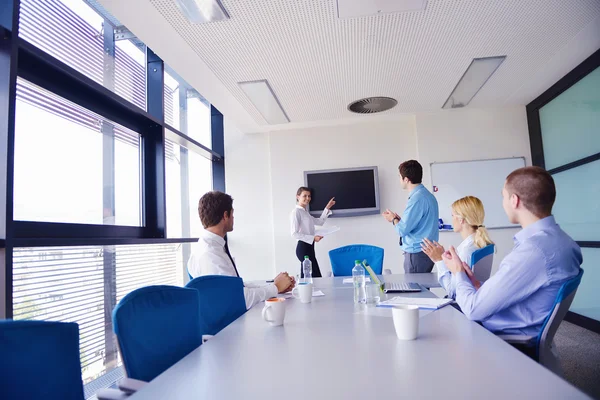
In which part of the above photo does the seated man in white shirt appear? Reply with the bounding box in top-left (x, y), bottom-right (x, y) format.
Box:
top-left (188, 191), bottom-right (294, 309)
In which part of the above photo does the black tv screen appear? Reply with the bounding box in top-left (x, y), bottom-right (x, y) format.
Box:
top-left (304, 167), bottom-right (380, 217)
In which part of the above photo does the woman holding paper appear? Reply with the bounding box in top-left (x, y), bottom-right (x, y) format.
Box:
top-left (421, 196), bottom-right (494, 299)
top-left (290, 187), bottom-right (336, 278)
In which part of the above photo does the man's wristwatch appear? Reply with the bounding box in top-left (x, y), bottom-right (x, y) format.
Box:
top-left (392, 217), bottom-right (400, 225)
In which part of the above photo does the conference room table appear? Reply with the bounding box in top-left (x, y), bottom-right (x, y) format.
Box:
top-left (129, 274), bottom-right (589, 399)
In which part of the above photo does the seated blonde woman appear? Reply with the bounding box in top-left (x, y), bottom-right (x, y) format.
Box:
top-left (421, 196), bottom-right (494, 299)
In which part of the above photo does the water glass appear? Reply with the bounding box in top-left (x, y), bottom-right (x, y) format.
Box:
top-left (365, 282), bottom-right (381, 305)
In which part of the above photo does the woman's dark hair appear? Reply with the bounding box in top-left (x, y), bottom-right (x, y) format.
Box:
top-left (198, 191), bottom-right (233, 228)
top-left (296, 186), bottom-right (311, 196)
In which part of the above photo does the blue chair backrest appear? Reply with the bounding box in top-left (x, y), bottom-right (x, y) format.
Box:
top-left (113, 285), bottom-right (203, 382)
top-left (0, 320), bottom-right (84, 400)
top-left (469, 244), bottom-right (495, 282)
top-left (329, 245), bottom-right (384, 277)
top-left (536, 268), bottom-right (584, 361)
top-left (186, 275), bottom-right (247, 335)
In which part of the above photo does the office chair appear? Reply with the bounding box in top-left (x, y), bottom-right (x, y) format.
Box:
top-left (469, 244), bottom-right (495, 282)
top-left (499, 269), bottom-right (584, 375)
top-left (329, 245), bottom-right (385, 277)
top-left (112, 285), bottom-right (204, 382)
top-left (0, 319), bottom-right (127, 400)
top-left (185, 275), bottom-right (247, 335)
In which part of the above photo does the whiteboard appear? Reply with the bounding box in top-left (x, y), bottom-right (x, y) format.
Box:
top-left (431, 157), bottom-right (526, 229)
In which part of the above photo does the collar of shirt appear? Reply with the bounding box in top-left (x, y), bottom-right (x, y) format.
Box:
top-left (457, 234), bottom-right (475, 252)
top-left (295, 205), bottom-right (306, 210)
top-left (513, 215), bottom-right (557, 245)
top-left (201, 229), bottom-right (226, 247)
top-left (408, 184), bottom-right (424, 199)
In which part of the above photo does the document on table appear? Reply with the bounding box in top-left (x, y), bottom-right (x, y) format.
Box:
top-left (281, 290), bottom-right (325, 299)
top-left (315, 226), bottom-right (340, 237)
top-left (377, 296), bottom-right (454, 310)
top-left (343, 277), bottom-right (371, 283)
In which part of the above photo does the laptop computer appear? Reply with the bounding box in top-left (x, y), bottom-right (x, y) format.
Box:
top-left (362, 261), bottom-right (422, 293)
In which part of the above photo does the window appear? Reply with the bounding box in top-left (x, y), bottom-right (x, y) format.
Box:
top-left (2, 1), bottom-right (224, 398)
top-left (19, 0), bottom-right (146, 110)
top-left (12, 244), bottom-right (184, 389)
top-left (14, 78), bottom-right (142, 226)
top-left (165, 137), bottom-right (213, 238)
top-left (539, 66), bottom-right (600, 170)
top-left (529, 53), bottom-right (600, 327)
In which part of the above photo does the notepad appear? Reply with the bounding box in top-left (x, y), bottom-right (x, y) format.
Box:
top-left (377, 296), bottom-right (454, 310)
top-left (342, 277), bottom-right (371, 284)
top-left (312, 290), bottom-right (325, 297)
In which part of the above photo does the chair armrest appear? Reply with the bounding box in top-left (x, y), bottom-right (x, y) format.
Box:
top-left (118, 377), bottom-right (148, 394)
top-left (202, 334), bottom-right (215, 343)
top-left (96, 388), bottom-right (129, 400)
top-left (498, 334), bottom-right (536, 345)
top-left (383, 269), bottom-right (392, 275)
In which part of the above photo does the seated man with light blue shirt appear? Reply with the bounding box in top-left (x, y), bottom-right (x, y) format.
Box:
top-left (382, 160), bottom-right (439, 273)
top-left (442, 166), bottom-right (582, 337)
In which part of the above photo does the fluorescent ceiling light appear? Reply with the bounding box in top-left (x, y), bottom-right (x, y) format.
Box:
top-left (442, 56), bottom-right (506, 109)
top-left (238, 80), bottom-right (290, 125)
top-left (174, 0), bottom-right (229, 24)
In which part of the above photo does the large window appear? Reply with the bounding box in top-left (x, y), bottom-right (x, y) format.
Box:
top-left (1, 0), bottom-right (223, 398)
top-left (14, 79), bottom-right (142, 226)
top-left (527, 50), bottom-right (600, 328)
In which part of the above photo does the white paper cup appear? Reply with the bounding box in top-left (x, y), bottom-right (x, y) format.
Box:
top-left (392, 305), bottom-right (419, 340)
top-left (292, 282), bottom-right (313, 304)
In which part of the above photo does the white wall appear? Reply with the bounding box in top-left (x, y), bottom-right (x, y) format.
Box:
top-left (415, 106), bottom-right (532, 275)
top-left (225, 106), bottom-right (532, 281)
top-left (224, 118), bottom-right (276, 281)
top-left (268, 118), bottom-right (417, 277)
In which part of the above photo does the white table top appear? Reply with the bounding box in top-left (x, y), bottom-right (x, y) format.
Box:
top-left (129, 275), bottom-right (589, 400)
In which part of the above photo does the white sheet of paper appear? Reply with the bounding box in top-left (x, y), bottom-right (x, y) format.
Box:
top-left (315, 226), bottom-right (340, 236)
top-left (312, 290), bottom-right (325, 297)
top-left (355, 306), bottom-right (434, 319)
top-left (342, 277), bottom-right (371, 284)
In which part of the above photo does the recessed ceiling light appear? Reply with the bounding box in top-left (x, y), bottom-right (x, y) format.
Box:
top-left (443, 56), bottom-right (506, 109)
top-left (238, 80), bottom-right (290, 125)
top-left (174, 0), bottom-right (229, 24)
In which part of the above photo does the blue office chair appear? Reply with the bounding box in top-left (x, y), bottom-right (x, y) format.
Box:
top-left (113, 285), bottom-right (204, 382)
top-left (500, 268), bottom-right (584, 375)
top-left (0, 320), bottom-right (85, 400)
top-left (329, 245), bottom-right (384, 277)
top-left (186, 275), bottom-right (247, 335)
top-left (469, 244), bottom-right (495, 282)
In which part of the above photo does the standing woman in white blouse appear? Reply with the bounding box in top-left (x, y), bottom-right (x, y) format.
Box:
top-left (421, 196), bottom-right (494, 299)
top-left (290, 187), bottom-right (336, 279)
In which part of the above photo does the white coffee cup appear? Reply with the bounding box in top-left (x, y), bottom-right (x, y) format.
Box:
top-left (262, 298), bottom-right (286, 326)
top-left (292, 282), bottom-right (313, 304)
top-left (392, 305), bottom-right (419, 340)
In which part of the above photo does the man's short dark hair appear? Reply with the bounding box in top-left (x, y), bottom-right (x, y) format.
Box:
top-left (505, 166), bottom-right (556, 218)
top-left (198, 191), bottom-right (233, 228)
top-left (398, 160), bottom-right (423, 184)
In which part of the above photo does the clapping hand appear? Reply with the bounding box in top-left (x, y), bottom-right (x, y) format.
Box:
top-left (421, 238), bottom-right (445, 262)
top-left (382, 209), bottom-right (398, 223)
top-left (441, 246), bottom-right (482, 290)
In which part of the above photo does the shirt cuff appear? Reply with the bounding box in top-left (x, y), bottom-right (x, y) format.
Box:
top-left (451, 270), bottom-right (471, 288)
top-left (266, 283), bottom-right (278, 299)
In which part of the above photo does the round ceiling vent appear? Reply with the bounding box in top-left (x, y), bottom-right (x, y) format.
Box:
top-left (348, 97), bottom-right (398, 114)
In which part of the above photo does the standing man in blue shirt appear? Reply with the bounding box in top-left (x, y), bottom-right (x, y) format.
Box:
top-left (382, 160), bottom-right (439, 273)
top-left (442, 166), bottom-right (582, 336)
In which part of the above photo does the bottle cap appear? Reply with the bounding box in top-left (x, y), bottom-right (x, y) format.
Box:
top-left (304, 256), bottom-right (309, 259)
top-left (355, 260), bottom-right (361, 264)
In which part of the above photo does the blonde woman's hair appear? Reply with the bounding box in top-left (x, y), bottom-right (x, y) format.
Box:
top-left (451, 196), bottom-right (494, 249)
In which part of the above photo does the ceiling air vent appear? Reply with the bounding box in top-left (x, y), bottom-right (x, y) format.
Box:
top-left (348, 97), bottom-right (397, 114)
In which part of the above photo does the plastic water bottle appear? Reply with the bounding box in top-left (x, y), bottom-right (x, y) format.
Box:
top-left (352, 260), bottom-right (366, 304)
top-left (302, 256), bottom-right (313, 284)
